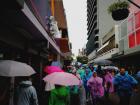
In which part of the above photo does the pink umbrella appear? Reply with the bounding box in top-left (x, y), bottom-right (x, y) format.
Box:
top-left (44, 66), bottom-right (64, 74)
top-left (43, 72), bottom-right (80, 86)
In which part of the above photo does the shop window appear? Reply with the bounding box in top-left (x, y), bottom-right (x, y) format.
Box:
top-left (128, 17), bottom-right (134, 34)
top-left (136, 29), bottom-right (140, 45)
top-left (135, 11), bottom-right (140, 29)
top-left (129, 33), bottom-right (136, 48)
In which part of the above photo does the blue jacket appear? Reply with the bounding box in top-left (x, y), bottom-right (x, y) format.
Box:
top-left (113, 72), bottom-right (138, 96)
top-left (16, 81), bottom-right (38, 105)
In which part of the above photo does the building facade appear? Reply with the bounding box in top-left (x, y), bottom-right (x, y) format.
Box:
top-left (86, 0), bottom-right (99, 55)
top-left (87, 0), bottom-right (117, 63)
top-left (87, 0), bottom-right (140, 68)
top-left (0, 0), bottom-right (71, 104)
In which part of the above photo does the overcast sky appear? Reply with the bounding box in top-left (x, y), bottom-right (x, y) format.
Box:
top-left (63, 0), bottom-right (87, 56)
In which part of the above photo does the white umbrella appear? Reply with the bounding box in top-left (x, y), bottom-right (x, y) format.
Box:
top-left (94, 59), bottom-right (112, 65)
top-left (103, 66), bottom-right (119, 71)
top-left (0, 60), bottom-right (36, 76)
top-left (0, 60), bottom-right (36, 105)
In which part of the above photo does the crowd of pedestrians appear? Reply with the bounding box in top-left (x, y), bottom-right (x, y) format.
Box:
top-left (1, 62), bottom-right (140, 105)
top-left (65, 64), bottom-right (140, 105)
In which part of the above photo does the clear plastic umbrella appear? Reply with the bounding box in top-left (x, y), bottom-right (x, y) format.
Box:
top-left (94, 59), bottom-right (112, 65)
top-left (103, 66), bottom-right (119, 71)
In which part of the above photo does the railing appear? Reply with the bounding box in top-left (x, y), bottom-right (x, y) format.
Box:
top-left (93, 48), bottom-right (119, 61)
top-left (118, 10), bottom-right (140, 53)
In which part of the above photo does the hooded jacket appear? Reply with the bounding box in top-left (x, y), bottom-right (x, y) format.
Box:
top-left (87, 76), bottom-right (104, 97)
top-left (113, 72), bottom-right (138, 96)
top-left (16, 81), bottom-right (38, 105)
top-left (49, 87), bottom-right (70, 105)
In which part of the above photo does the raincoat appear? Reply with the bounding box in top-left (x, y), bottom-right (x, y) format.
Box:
top-left (87, 76), bottom-right (104, 97)
top-left (113, 72), bottom-right (138, 96)
top-left (104, 72), bottom-right (114, 93)
top-left (77, 68), bottom-right (85, 80)
top-left (79, 85), bottom-right (86, 105)
top-left (49, 87), bottom-right (70, 105)
top-left (83, 68), bottom-right (92, 93)
top-left (69, 85), bottom-right (80, 105)
top-left (15, 81), bottom-right (38, 105)
top-left (130, 75), bottom-right (140, 105)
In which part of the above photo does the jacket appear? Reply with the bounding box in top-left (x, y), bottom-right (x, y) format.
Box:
top-left (87, 76), bottom-right (104, 97)
top-left (16, 81), bottom-right (38, 105)
top-left (113, 72), bottom-right (138, 96)
top-left (49, 87), bottom-right (70, 105)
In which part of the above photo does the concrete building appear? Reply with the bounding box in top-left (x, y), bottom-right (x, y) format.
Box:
top-left (87, 0), bottom-right (118, 63)
top-left (0, 1), bottom-right (71, 104)
top-left (86, 0), bottom-right (99, 55)
top-left (87, 0), bottom-right (140, 68)
top-left (112, 0), bottom-right (140, 67)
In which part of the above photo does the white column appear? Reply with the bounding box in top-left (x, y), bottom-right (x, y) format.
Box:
top-left (115, 25), bottom-right (119, 46)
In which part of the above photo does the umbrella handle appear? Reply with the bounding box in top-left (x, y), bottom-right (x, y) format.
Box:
top-left (9, 77), bottom-right (15, 105)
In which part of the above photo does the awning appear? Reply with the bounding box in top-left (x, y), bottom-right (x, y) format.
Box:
top-left (97, 41), bottom-right (110, 52)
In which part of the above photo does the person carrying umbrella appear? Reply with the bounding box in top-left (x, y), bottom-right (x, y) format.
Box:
top-left (15, 76), bottom-right (39, 105)
top-left (87, 71), bottom-right (104, 105)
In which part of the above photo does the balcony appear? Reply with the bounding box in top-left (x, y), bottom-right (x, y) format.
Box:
top-left (88, 50), bottom-right (97, 63)
top-left (94, 48), bottom-right (119, 61)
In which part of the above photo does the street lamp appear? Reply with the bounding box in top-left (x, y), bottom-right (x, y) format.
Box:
top-left (128, 0), bottom-right (140, 9)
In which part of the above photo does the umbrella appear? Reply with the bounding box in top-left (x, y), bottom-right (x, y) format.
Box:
top-left (51, 61), bottom-right (62, 68)
top-left (0, 60), bottom-right (36, 105)
top-left (94, 59), bottom-right (112, 65)
top-left (76, 62), bottom-right (82, 66)
top-left (0, 60), bottom-right (35, 76)
top-left (43, 72), bottom-right (80, 86)
top-left (103, 66), bottom-right (119, 71)
top-left (44, 66), bottom-right (64, 74)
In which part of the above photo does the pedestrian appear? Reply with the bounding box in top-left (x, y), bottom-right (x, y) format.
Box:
top-left (96, 65), bottom-right (103, 77)
top-left (15, 76), bottom-right (39, 105)
top-left (113, 67), bottom-right (138, 105)
top-left (69, 85), bottom-right (80, 105)
top-left (103, 70), bottom-right (114, 105)
top-left (49, 85), bottom-right (70, 105)
top-left (129, 70), bottom-right (140, 105)
top-left (87, 71), bottom-right (104, 105)
top-left (0, 76), bottom-right (10, 105)
top-left (104, 70), bottom-right (114, 97)
top-left (83, 68), bottom-right (92, 100)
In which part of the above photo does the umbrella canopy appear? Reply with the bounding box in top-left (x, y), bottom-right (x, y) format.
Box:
top-left (94, 59), bottom-right (112, 65)
top-left (51, 61), bottom-right (62, 68)
top-left (43, 72), bottom-right (80, 86)
top-left (44, 66), bottom-right (64, 74)
top-left (0, 60), bottom-right (35, 77)
top-left (103, 66), bottom-right (119, 71)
